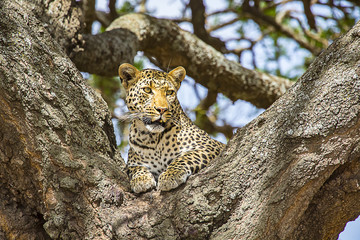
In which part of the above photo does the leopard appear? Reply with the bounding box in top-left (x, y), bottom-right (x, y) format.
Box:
top-left (118, 63), bottom-right (225, 193)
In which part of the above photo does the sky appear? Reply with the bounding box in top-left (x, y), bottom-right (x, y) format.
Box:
top-left (95, 0), bottom-right (360, 239)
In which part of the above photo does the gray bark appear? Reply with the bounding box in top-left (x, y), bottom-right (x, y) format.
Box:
top-left (19, 0), bottom-right (83, 53)
top-left (1, 1), bottom-right (360, 239)
top-left (70, 29), bottom-right (138, 76)
top-left (1, 1), bottom-right (127, 239)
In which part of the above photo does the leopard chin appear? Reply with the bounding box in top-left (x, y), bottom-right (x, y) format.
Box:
top-left (145, 123), bottom-right (165, 133)
top-left (143, 117), bottom-right (167, 133)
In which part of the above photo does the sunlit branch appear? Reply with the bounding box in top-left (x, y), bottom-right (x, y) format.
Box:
top-left (138, 0), bottom-right (147, 13)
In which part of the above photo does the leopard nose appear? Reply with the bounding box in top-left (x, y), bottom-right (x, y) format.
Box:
top-left (155, 107), bottom-right (168, 115)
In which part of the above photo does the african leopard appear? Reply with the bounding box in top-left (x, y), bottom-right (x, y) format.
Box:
top-left (118, 63), bottom-right (225, 193)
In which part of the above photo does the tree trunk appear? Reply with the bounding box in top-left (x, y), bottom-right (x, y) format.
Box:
top-left (0, 1), bottom-right (127, 239)
top-left (1, 1), bottom-right (360, 239)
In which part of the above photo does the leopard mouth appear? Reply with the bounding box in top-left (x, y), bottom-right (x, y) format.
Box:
top-left (142, 117), bottom-right (166, 128)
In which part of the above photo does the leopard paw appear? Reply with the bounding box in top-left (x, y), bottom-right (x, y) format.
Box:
top-left (130, 172), bottom-right (156, 193)
top-left (157, 169), bottom-right (190, 192)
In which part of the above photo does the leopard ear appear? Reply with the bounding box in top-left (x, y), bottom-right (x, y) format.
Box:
top-left (118, 63), bottom-right (140, 90)
top-left (168, 66), bottom-right (186, 90)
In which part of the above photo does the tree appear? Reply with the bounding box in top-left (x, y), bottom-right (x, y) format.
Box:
top-left (0, 0), bottom-right (359, 239)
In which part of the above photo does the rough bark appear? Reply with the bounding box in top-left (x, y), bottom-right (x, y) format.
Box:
top-left (1, 1), bottom-right (128, 239)
top-left (73, 13), bottom-right (293, 109)
top-left (20, 0), bottom-right (84, 53)
top-left (1, 1), bottom-right (360, 240)
top-left (70, 29), bottom-right (139, 76)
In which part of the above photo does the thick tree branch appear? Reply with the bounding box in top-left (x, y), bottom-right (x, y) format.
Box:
top-left (293, 160), bottom-right (360, 239)
top-left (70, 30), bottom-right (139, 76)
top-left (189, 0), bottom-right (226, 52)
top-left (102, 13), bottom-right (293, 108)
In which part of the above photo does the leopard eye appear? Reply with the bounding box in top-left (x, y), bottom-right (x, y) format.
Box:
top-left (143, 87), bottom-right (152, 94)
top-left (166, 89), bottom-right (175, 96)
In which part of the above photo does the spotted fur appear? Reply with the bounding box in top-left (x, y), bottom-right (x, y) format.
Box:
top-left (118, 63), bottom-right (225, 193)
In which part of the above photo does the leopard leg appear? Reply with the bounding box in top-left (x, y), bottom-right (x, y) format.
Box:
top-left (157, 151), bottom-right (208, 191)
top-left (127, 149), bottom-right (156, 193)
top-left (128, 165), bottom-right (156, 193)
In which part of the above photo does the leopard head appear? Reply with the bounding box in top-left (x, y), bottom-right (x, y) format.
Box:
top-left (118, 63), bottom-right (186, 133)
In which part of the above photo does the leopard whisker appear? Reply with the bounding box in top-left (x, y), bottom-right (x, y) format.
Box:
top-left (116, 112), bottom-right (147, 122)
top-left (170, 117), bottom-right (182, 127)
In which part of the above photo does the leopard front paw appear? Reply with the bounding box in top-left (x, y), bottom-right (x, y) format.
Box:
top-left (157, 169), bottom-right (190, 192)
top-left (130, 172), bottom-right (156, 193)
